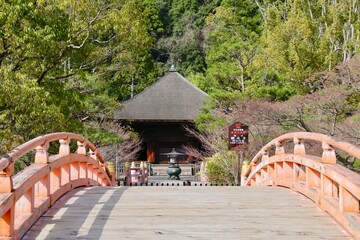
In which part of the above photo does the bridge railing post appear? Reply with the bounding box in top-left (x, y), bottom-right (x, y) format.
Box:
top-left (35, 143), bottom-right (49, 164)
top-left (0, 156), bottom-right (14, 237)
top-left (76, 141), bottom-right (87, 155)
top-left (275, 140), bottom-right (285, 155)
top-left (261, 150), bottom-right (269, 161)
top-left (77, 141), bottom-right (88, 180)
top-left (0, 155), bottom-right (14, 194)
top-left (322, 141), bottom-right (336, 164)
top-left (59, 139), bottom-right (71, 186)
top-left (293, 138), bottom-right (305, 155)
top-left (59, 138), bottom-right (70, 156)
top-left (34, 142), bottom-right (50, 211)
top-left (0, 171), bottom-right (13, 193)
top-left (274, 141), bottom-right (285, 184)
top-left (89, 150), bottom-right (99, 185)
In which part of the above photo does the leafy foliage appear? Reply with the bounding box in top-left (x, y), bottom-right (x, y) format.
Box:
top-left (0, 68), bottom-right (65, 153)
top-left (1, 0), bottom-right (360, 174)
top-left (206, 152), bottom-right (237, 185)
top-left (0, 0), bottom-right (156, 160)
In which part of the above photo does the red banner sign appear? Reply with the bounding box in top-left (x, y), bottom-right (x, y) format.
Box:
top-left (228, 122), bottom-right (249, 149)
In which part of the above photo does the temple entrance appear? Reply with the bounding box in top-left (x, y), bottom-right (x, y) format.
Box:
top-left (139, 142), bottom-right (147, 161)
top-left (130, 121), bottom-right (200, 164)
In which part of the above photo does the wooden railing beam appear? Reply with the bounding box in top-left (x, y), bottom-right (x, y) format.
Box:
top-left (0, 132), bottom-right (113, 239)
top-left (243, 132), bottom-right (360, 239)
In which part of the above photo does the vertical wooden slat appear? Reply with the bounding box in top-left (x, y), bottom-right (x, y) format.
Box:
top-left (34, 175), bottom-right (49, 207)
top-left (70, 162), bottom-right (79, 181)
top-left (61, 164), bottom-right (70, 185)
top-left (50, 168), bottom-right (61, 194)
top-left (79, 162), bottom-right (87, 179)
top-left (306, 167), bottom-right (321, 188)
top-left (339, 186), bottom-right (359, 213)
top-left (87, 164), bottom-right (93, 180)
top-left (0, 208), bottom-right (13, 237)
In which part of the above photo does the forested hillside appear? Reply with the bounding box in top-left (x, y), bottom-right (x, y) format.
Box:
top-left (1, 0), bottom-right (359, 172)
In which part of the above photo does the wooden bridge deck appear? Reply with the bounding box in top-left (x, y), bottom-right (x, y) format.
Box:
top-left (24, 186), bottom-right (352, 239)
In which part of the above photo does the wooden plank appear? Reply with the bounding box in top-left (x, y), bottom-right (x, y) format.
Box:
top-left (24, 186), bottom-right (353, 239)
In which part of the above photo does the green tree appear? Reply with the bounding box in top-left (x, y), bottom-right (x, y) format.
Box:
top-left (192, 2), bottom-right (261, 94)
top-left (0, 68), bottom-right (65, 153)
top-left (255, 0), bottom-right (360, 93)
top-left (0, 0), bottom-right (157, 153)
top-left (156, 0), bottom-right (222, 75)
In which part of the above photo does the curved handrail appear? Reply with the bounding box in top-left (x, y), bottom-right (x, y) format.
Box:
top-left (0, 132), bottom-right (115, 239)
top-left (243, 132), bottom-right (360, 178)
top-left (0, 132), bottom-right (106, 174)
top-left (242, 132), bottom-right (360, 239)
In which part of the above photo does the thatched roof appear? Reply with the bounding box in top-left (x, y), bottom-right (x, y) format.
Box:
top-left (115, 70), bottom-right (208, 121)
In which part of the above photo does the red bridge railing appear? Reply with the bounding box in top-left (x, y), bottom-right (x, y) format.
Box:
top-left (242, 132), bottom-right (360, 239)
top-left (0, 132), bottom-right (115, 239)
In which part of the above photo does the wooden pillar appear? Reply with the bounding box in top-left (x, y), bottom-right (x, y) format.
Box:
top-left (147, 141), bottom-right (156, 163)
top-left (59, 138), bottom-right (70, 156)
top-left (35, 143), bottom-right (49, 164)
top-left (275, 140), bottom-right (285, 155)
top-left (0, 208), bottom-right (14, 237)
top-left (76, 141), bottom-right (87, 155)
top-left (0, 158), bottom-right (13, 193)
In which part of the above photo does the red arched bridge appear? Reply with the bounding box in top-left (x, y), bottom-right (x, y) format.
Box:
top-left (0, 132), bottom-right (359, 239)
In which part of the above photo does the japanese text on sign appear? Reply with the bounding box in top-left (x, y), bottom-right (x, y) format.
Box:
top-left (228, 122), bottom-right (249, 149)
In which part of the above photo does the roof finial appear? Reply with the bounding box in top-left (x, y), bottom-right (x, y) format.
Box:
top-left (169, 64), bottom-right (177, 72)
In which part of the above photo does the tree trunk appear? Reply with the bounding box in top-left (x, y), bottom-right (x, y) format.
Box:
top-left (240, 66), bottom-right (245, 93)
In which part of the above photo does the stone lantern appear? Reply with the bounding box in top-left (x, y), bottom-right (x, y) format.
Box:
top-left (161, 148), bottom-right (185, 180)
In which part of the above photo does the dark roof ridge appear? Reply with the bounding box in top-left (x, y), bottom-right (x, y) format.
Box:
top-left (115, 71), bottom-right (209, 121)
top-left (122, 71), bottom-right (207, 105)
top-left (173, 72), bottom-right (208, 97)
top-left (121, 72), bottom-right (169, 105)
